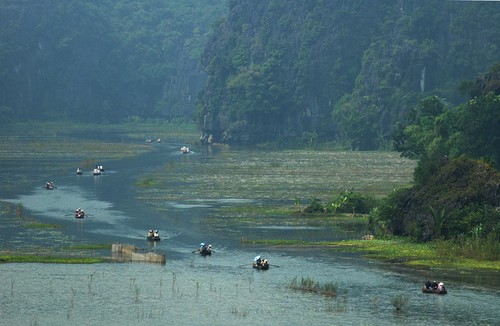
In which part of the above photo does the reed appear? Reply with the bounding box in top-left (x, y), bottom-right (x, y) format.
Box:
top-left (16, 203), bottom-right (24, 219)
top-left (63, 244), bottom-right (111, 250)
top-left (0, 255), bottom-right (107, 264)
top-left (289, 276), bottom-right (337, 297)
top-left (391, 294), bottom-right (409, 311)
top-left (241, 236), bottom-right (500, 273)
top-left (434, 234), bottom-right (500, 261)
top-left (24, 222), bottom-right (63, 229)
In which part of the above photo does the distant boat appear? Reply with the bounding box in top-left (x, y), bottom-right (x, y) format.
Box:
top-left (180, 146), bottom-right (190, 154)
top-left (147, 230), bottom-right (161, 241)
top-left (422, 286), bottom-right (447, 295)
top-left (42, 182), bottom-right (56, 190)
top-left (74, 209), bottom-right (85, 219)
top-left (422, 281), bottom-right (447, 295)
top-left (93, 165), bottom-right (104, 175)
top-left (252, 256), bottom-right (270, 270)
top-left (196, 243), bottom-right (212, 255)
top-left (76, 168), bottom-right (83, 175)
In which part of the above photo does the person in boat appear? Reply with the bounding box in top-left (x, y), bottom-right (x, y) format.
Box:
top-left (432, 281), bottom-right (438, 290)
top-left (74, 208), bottom-right (84, 218)
top-left (437, 282), bottom-right (446, 292)
top-left (425, 280), bottom-right (432, 289)
top-left (254, 255), bottom-right (262, 266)
top-left (198, 242), bottom-right (207, 253)
top-left (148, 230), bottom-right (154, 238)
top-left (44, 181), bottom-right (54, 189)
top-left (153, 230), bottom-right (160, 238)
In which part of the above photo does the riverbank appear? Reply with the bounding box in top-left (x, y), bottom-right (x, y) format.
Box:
top-left (242, 236), bottom-right (500, 272)
top-left (2, 121), bottom-right (496, 276)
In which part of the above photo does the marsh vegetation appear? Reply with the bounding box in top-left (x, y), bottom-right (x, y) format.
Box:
top-left (289, 276), bottom-right (338, 297)
top-left (0, 122), bottom-right (499, 325)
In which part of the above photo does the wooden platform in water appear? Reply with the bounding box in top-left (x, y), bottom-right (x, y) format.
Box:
top-left (111, 243), bottom-right (166, 265)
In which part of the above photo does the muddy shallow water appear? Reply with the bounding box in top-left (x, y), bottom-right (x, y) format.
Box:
top-left (0, 136), bottom-right (499, 325)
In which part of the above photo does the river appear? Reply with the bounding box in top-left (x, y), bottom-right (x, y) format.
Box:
top-left (0, 137), bottom-right (498, 325)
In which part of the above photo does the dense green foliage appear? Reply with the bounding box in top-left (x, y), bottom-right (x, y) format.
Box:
top-left (371, 68), bottom-right (500, 244)
top-left (394, 65), bottom-right (500, 175)
top-left (197, 0), bottom-right (499, 146)
top-left (300, 190), bottom-right (379, 215)
top-left (370, 157), bottom-right (500, 241)
top-left (2, 1), bottom-right (498, 148)
top-left (0, 0), bottom-right (226, 124)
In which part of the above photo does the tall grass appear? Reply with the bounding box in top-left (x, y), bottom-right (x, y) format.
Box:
top-left (333, 238), bottom-right (500, 271)
top-left (391, 294), bottom-right (409, 311)
top-left (0, 255), bottom-right (107, 264)
top-left (434, 234), bottom-right (499, 261)
top-left (289, 276), bottom-right (337, 297)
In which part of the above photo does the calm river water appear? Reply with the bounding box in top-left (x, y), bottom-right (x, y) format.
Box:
top-left (0, 137), bottom-right (499, 325)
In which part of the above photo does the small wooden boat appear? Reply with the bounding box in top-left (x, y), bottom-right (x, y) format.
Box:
top-left (197, 243), bottom-right (212, 255)
top-left (42, 182), bottom-right (56, 190)
top-left (180, 146), bottom-right (190, 154)
top-left (422, 286), bottom-right (447, 295)
top-left (147, 230), bottom-right (161, 241)
top-left (422, 281), bottom-right (447, 295)
top-left (252, 261), bottom-right (270, 270)
top-left (198, 248), bottom-right (212, 256)
top-left (93, 165), bottom-right (104, 175)
top-left (75, 209), bottom-right (85, 219)
top-left (252, 256), bottom-right (270, 270)
top-left (76, 168), bottom-right (83, 175)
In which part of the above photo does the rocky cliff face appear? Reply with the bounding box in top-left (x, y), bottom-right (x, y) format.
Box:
top-left (197, 0), bottom-right (499, 147)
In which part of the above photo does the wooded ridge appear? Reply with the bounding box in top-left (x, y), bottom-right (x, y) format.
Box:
top-left (1, 0), bottom-right (498, 150)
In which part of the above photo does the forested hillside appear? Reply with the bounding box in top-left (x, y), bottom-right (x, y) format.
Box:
top-left (0, 0), bottom-right (226, 123)
top-left (1, 0), bottom-right (498, 149)
top-left (197, 0), bottom-right (499, 148)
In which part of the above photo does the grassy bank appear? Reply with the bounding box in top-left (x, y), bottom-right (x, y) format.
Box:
top-left (244, 237), bottom-right (500, 271)
top-left (1, 119), bottom-right (199, 140)
top-left (0, 254), bottom-right (108, 264)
